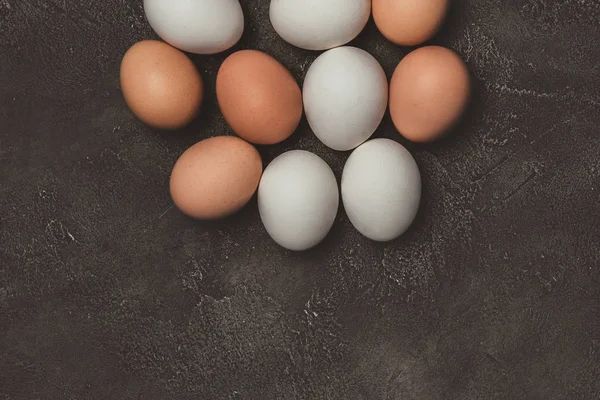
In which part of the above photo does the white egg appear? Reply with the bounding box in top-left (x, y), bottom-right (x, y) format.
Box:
top-left (144, 0), bottom-right (244, 55)
top-left (303, 47), bottom-right (388, 152)
top-left (342, 139), bottom-right (421, 242)
top-left (269, 0), bottom-right (371, 51)
top-left (258, 151), bottom-right (339, 251)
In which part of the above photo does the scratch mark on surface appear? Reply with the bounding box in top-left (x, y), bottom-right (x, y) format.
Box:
top-left (504, 173), bottom-right (537, 202)
top-left (472, 110), bottom-right (589, 185)
top-left (100, 148), bottom-right (147, 179)
top-left (471, 155), bottom-right (510, 183)
top-left (526, 111), bottom-right (583, 148)
top-left (423, 151), bottom-right (467, 192)
top-left (159, 205), bottom-right (174, 219)
top-left (485, 351), bottom-right (504, 367)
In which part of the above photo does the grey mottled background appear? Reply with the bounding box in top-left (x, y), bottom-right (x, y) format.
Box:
top-left (1, 0), bottom-right (600, 399)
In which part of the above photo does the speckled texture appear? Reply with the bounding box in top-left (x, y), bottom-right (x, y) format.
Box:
top-left (1, 1), bottom-right (599, 399)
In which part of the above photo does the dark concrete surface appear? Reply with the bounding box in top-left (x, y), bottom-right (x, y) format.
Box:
top-left (1, 0), bottom-right (599, 399)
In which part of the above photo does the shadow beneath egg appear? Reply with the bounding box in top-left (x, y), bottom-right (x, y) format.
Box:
top-left (179, 192), bottom-right (261, 235)
top-left (431, 0), bottom-right (463, 48)
top-left (349, 14), bottom-right (406, 78)
top-left (252, 116), bottom-right (310, 167)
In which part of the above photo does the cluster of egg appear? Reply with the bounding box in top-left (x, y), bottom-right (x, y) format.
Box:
top-left (120, 0), bottom-right (470, 251)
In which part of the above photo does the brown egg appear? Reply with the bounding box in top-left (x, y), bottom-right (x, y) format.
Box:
top-left (170, 136), bottom-right (262, 220)
top-left (373, 0), bottom-right (449, 46)
top-left (120, 40), bottom-right (203, 130)
top-left (390, 46), bottom-right (470, 143)
top-left (216, 50), bottom-right (302, 145)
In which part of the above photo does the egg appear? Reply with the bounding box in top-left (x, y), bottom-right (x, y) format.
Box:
top-left (258, 151), bottom-right (339, 251)
top-left (120, 40), bottom-right (203, 130)
top-left (217, 50), bottom-right (303, 145)
top-left (303, 47), bottom-right (388, 151)
top-left (389, 46), bottom-right (470, 142)
top-left (373, 0), bottom-right (449, 46)
top-left (144, 0), bottom-right (244, 55)
top-left (342, 139), bottom-right (421, 242)
top-left (269, 0), bottom-right (371, 51)
top-left (170, 136), bottom-right (263, 220)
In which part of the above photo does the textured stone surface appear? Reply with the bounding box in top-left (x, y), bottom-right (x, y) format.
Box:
top-left (1, 0), bottom-right (600, 399)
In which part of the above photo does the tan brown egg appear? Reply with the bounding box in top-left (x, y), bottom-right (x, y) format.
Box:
top-left (216, 50), bottom-right (303, 145)
top-left (389, 46), bottom-right (470, 143)
top-left (373, 0), bottom-right (449, 46)
top-left (170, 136), bottom-right (263, 220)
top-left (120, 40), bottom-right (203, 130)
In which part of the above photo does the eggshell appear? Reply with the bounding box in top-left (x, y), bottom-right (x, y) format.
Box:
top-left (120, 40), bottom-right (203, 130)
top-left (258, 151), bottom-right (339, 251)
top-left (170, 136), bottom-right (263, 220)
top-left (144, 0), bottom-right (244, 54)
top-left (303, 47), bottom-right (388, 151)
top-left (342, 139), bottom-right (421, 242)
top-left (390, 46), bottom-right (470, 143)
top-left (373, 0), bottom-right (449, 46)
top-left (217, 50), bottom-right (302, 145)
top-left (270, 0), bottom-right (371, 51)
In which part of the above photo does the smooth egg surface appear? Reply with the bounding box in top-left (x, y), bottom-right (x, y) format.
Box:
top-left (120, 40), bottom-right (203, 130)
top-left (258, 150), bottom-right (339, 251)
top-left (217, 50), bottom-right (303, 145)
top-left (342, 139), bottom-right (421, 242)
top-left (373, 0), bottom-right (449, 46)
top-left (389, 46), bottom-right (470, 142)
top-left (270, 0), bottom-right (371, 51)
top-left (144, 0), bottom-right (244, 54)
top-left (170, 136), bottom-right (263, 220)
top-left (303, 46), bottom-right (388, 151)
